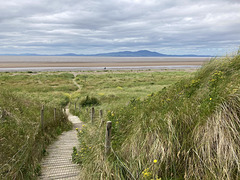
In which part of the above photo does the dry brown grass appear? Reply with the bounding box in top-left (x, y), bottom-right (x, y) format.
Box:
top-left (188, 94), bottom-right (240, 179)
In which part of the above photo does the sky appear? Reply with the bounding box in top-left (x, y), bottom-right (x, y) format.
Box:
top-left (0, 0), bottom-right (240, 56)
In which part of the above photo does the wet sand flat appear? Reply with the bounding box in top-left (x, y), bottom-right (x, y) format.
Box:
top-left (0, 61), bottom-right (206, 68)
top-left (0, 56), bottom-right (210, 68)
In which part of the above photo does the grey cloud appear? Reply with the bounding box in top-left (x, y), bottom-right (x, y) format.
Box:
top-left (0, 0), bottom-right (239, 55)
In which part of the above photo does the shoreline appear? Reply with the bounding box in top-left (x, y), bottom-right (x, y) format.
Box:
top-left (0, 56), bottom-right (210, 72)
top-left (0, 65), bottom-right (201, 72)
top-left (0, 61), bottom-right (204, 68)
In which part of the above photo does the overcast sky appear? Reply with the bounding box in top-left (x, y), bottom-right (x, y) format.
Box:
top-left (0, 0), bottom-right (240, 55)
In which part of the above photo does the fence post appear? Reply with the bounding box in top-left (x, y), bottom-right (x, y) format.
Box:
top-left (91, 107), bottom-right (95, 124)
top-left (41, 107), bottom-right (44, 133)
top-left (99, 109), bottom-right (104, 127)
top-left (105, 121), bottom-right (112, 156)
top-left (54, 108), bottom-right (56, 121)
top-left (100, 109), bottom-right (103, 119)
top-left (1, 109), bottom-right (6, 119)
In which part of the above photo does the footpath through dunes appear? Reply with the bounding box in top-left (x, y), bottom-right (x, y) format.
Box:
top-left (39, 109), bottom-right (82, 179)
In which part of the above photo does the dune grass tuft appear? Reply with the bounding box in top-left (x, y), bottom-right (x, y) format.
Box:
top-left (73, 53), bottom-right (240, 179)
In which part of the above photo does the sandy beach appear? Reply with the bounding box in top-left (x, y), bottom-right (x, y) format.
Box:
top-left (0, 56), bottom-right (211, 71)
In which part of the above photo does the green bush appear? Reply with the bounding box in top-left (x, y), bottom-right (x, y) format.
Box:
top-left (80, 96), bottom-right (100, 107)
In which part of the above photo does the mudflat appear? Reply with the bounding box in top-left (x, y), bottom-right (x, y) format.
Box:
top-left (0, 56), bottom-right (211, 68)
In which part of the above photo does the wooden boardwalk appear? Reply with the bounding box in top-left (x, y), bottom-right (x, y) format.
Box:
top-left (39, 109), bottom-right (81, 180)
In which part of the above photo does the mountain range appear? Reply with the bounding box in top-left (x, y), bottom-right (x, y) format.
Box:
top-left (1, 50), bottom-right (212, 57)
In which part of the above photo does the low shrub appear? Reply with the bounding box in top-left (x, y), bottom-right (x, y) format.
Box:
top-left (80, 96), bottom-right (100, 107)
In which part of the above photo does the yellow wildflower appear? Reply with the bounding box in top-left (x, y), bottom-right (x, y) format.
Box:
top-left (153, 159), bottom-right (157, 163)
top-left (142, 168), bottom-right (151, 178)
top-left (210, 98), bottom-right (212, 101)
top-left (144, 172), bottom-right (149, 177)
top-left (76, 128), bottom-right (78, 130)
top-left (117, 86), bottom-right (123, 90)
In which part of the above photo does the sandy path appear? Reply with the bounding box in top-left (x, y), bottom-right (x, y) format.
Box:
top-left (72, 73), bottom-right (81, 91)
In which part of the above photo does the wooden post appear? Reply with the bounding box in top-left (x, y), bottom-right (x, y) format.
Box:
top-left (105, 121), bottom-right (112, 156)
top-left (41, 108), bottom-right (44, 133)
top-left (91, 107), bottom-right (95, 124)
top-left (1, 109), bottom-right (5, 119)
top-left (100, 109), bottom-right (103, 119)
top-left (99, 109), bottom-right (104, 127)
top-left (54, 108), bottom-right (56, 121)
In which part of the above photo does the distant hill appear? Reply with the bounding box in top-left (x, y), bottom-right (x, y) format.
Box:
top-left (91, 50), bottom-right (166, 57)
top-left (90, 50), bottom-right (211, 57)
top-left (0, 50), bottom-right (212, 57)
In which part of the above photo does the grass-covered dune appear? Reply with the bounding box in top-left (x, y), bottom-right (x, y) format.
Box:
top-left (75, 53), bottom-right (240, 179)
top-left (0, 73), bottom-right (75, 179)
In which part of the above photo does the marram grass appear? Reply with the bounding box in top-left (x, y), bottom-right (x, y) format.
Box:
top-left (73, 53), bottom-right (240, 179)
top-left (0, 72), bottom-right (74, 179)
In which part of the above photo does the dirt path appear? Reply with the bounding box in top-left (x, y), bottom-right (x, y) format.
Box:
top-left (38, 109), bottom-right (82, 179)
top-left (72, 73), bottom-right (81, 91)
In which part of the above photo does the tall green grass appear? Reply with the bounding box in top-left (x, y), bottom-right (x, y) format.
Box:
top-left (0, 72), bottom-right (76, 107)
top-left (73, 53), bottom-right (240, 179)
top-left (0, 72), bottom-right (75, 179)
top-left (70, 70), bottom-right (194, 114)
